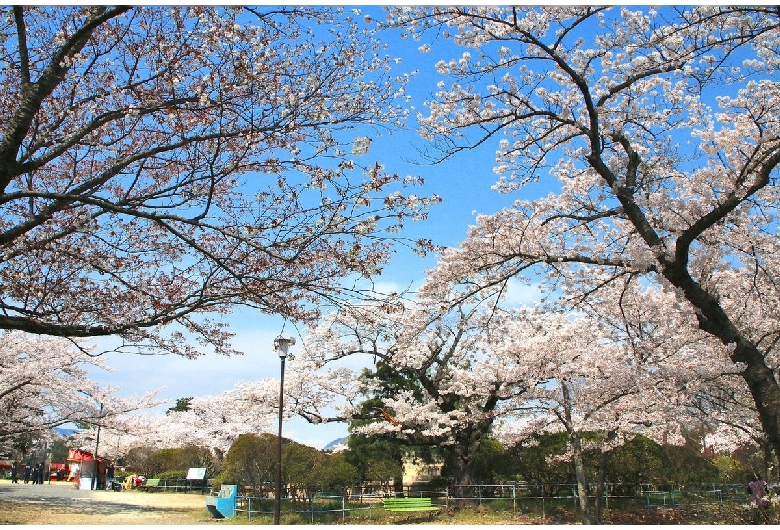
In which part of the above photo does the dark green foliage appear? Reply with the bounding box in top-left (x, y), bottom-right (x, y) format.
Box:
top-left (283, 442), bottom-right (325, 493)
top-left (361, 361), bottom-right (424, 401)
top-left (122, 444), bottom-right (216, 478)
top-left (147, 445), bottom-right (216, 478)
top-left (604, 435), bottom-right (668, 485)
top-left (49, 439), bottom-right (69, 463)
top-left (155, 469), bottom-right (188, 479)
top-left (344, 364), bottom-right (417, 491)
top-left (343, 433), bottom-right (403, 486)
top-left (219, 433), bottom-right (359, 494)
top-left (166, 397), bottom-right (193, 415)
top-left (219, 433), bottom-right (277, 491)
top-left (437, 437), bottom-right (522, 485)
top-left (505, 433), bottom-right (725, 489)
top-left (662, 443), bottom-right (720, 485)
top-left (473, 438), bottom-right (520, 483)
top-left (710, 455), bottom-right (746, 483)
top-left (284, 441), bottom-right (360, 493)
top-left (315, 452), bottom-right (360, 491)
top-left (512, 432), bottom-right (574, 486)
top-left (365, 455), bottom-right (403, 485)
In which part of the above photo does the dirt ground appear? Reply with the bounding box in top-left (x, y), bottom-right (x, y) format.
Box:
top-left (0, 480), bottom-right (215, 525)
top-left (0, 501), bottom-right (210, 525)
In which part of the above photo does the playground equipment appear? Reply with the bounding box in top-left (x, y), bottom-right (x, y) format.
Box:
top-left (206, 484), bottom-right (237, 519)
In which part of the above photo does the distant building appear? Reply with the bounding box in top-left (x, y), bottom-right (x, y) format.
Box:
top-left (402, 455), bottom-right (443, 490)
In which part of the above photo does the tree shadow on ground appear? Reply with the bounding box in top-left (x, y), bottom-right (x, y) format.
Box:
top-left (25, 496), bottom-right (196, 517)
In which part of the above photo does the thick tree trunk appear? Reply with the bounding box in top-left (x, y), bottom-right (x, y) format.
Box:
top-left (762, 442), bottom-right (778, 484)
top-left (449, 423), bottom-right (489, 487)
top-left (449, 430), bottom-right (484, 501)
top-left (594, 429), bottom-right (617, 523)
top-left (571, 435), bottom-right (592, 525)
top-left (731, 342), bottom-right (780, 462)
top-left (451, 443), bottom-right (477, 493)
top-left (691, 312), bottom-right (780, 462)
top-left (594, 446), bottom-right (608, 524)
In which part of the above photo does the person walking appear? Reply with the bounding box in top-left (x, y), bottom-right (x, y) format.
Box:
top-left (10, 462), bottom-right (18, 483)
top-left (106, 463), bottom-right (115, 491)
top-left (23, 464), bottom-right (31, 484)
top-left (748, 475), bottom-right (769, 508)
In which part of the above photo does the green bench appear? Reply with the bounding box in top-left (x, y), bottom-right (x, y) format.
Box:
top-left (141, 478), bottom-right (162, 491)
top-left (382, 497), bottom-right (439, 512)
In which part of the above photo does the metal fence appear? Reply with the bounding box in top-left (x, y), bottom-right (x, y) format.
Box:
top-left (134, 477), bottom-right (211, 493)
top-left (236, 492), bottom-right (385, 522)
top-left (232, 482), bottom-right (761, 523)
top-left (437, 483), bottom-right (756, 518)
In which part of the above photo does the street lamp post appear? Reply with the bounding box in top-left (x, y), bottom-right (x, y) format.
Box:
top-left (273, 336), bottom-right (295, 526)
top-left (92, 403), bottom-right (103, 490)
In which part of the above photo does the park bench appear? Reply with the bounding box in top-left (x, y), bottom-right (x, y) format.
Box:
top-left (140, 478), bottom-right (162, 491)
top-left (382, 497), bottom-right (439, 512)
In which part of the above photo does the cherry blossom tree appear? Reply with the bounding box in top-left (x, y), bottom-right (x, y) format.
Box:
top-left (489, 298), bottom-right (727, 523)
top-left (122, 282), bottom-right (743, 503)
top-left (121, 296), bottom-right (532, 485)
top-left (0, 331), bottom-right (161, 459)
top-left (390, 5), bottom-right (780, 465)
top-left (295, 288), bottom-right (723, 497)
top-left (88, 384), bottom-right (280, 459)
top-left (92, 351), bottom-right (369, 462)
top-left (490, 311), bottom-right (642, 524)
top-left (296, 299), bottom-right (539, 486)
top-left (0, 6), bottom-right (438, 358)
top-left (571, 277), bottom-right (770, 496)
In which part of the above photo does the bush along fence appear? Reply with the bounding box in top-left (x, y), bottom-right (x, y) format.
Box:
top-left (231, 482), bottom-right (775, 522)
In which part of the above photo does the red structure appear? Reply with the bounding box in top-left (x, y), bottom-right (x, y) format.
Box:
top-left (67, 448), bottom-right (106, 489)
top-left (49, 462), bottom-right (72, 481)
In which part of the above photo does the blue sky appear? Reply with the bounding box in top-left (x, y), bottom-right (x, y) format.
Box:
top-left (85, 6), bottom-right (544, 449)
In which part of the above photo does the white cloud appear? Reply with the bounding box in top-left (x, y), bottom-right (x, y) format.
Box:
top-left (503, 278), bottom-right (545, 307)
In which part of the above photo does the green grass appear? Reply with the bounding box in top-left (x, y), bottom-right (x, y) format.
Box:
top-left (216, 500), bottom-right (778, 525)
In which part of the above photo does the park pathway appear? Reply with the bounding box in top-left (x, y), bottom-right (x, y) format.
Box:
top-left (0, 480), bottom-right (212, 524)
